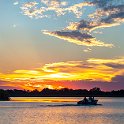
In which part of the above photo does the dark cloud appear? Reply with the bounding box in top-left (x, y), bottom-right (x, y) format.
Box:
top-left (0, 80), bottom-right (10, 85)
top-left (22, 0), bottom-right (124, 47)
top-left (51, 31), bottom-right (93, 39)
top-left (66, 19), bottom-right (111, 32)
top-left (67, 3), bottom-right (124, 32)
top-left (45, 0), bottom-right (124, 47)
top-left (56, 80), bottom-right (124, 91)
top-left (89, 0), bottom-right (124, 8)
top-left (100, 5), bottom-right (124, 24)
top-left (90, 1), bottom-right (124, 25)
top-left (112, 75), bottom-right (124, 82)
top-left (104, 63), bottom-right (124, 69)
top-left (0, 86), bottom-right (21, 90)
top-left (0, 80), bottom-right (22, 90)
top-left (43, 30), bottom-right (113, 47)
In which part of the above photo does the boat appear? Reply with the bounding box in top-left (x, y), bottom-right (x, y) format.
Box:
top-left (77, 97), bottom-right (98, 105)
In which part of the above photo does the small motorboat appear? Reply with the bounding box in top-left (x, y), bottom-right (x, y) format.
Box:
top-left (77, 97), bottom-right (98, 105)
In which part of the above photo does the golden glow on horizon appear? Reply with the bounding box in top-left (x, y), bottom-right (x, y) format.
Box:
top-left (0, 57), bottom-right (124, 90)
top-left (12, 97), bottom-right (77, 103)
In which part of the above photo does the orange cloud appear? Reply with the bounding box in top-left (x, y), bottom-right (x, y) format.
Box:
top-left (0, 57), bottom-right (124, 90)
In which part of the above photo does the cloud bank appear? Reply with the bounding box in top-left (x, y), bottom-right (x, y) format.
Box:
top-left (21, 1), bottom-right (93, 18)
top-left (43, 30), bottom-right (113, 47)
top-left (0, 57), bottom-right (124, 90)
top-left (20, 0), bottom-right (124, 47)
top-left (43, 0), bottom-right (124, 47)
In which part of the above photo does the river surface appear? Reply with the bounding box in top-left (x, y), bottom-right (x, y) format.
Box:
top-left (0, 97), bottom-right (124, 124)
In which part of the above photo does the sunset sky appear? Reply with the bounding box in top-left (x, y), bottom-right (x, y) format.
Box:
top-left (0, 0), bottom-right (124, 91)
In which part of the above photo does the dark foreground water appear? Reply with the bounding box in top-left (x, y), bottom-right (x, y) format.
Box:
top-left (0, 97), bottom-right (124, 124)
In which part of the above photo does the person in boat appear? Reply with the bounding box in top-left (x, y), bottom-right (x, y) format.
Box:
top-left (83, 97), bottom-right (88, 103)
top-left (88, 97), bottom-right (94, 102)
top-left (77, 96), bottom-right (98, 105)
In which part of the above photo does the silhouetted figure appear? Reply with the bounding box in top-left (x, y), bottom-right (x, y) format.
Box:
top-left (93, 97), bottom-right (94, 100)
top-left (89, 97), bottom-right (94, 102)
top-left (83, 97), bottom-right (88, 103)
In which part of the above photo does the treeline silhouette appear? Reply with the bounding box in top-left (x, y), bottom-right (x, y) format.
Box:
top-left (0, 90), bottom-right (10, 101)
top-left (0, 87), bottom-right (124, 98)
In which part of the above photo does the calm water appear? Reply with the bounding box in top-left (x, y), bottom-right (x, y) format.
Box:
top-left (0, 97), bottom-right (124, 124)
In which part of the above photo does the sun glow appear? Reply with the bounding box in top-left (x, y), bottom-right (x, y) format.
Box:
top-left (0, 57), bottom-right (124, 90)
top-left (47, 73), bottom-right (72, 79)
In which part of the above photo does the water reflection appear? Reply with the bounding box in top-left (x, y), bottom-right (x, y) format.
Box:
top-left (11, 97), bottom-right (78, 103)
top-left (0, 97), bottom-right (124, 124)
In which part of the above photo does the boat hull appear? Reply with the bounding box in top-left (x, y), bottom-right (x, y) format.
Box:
top-left (77, 100), bottom-right (98, 105)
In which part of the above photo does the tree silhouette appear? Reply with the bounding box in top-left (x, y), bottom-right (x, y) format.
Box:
top-left (0, 87), bottom-right (123, 99)
top-left (0, 90), bottom-right (10, 101)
